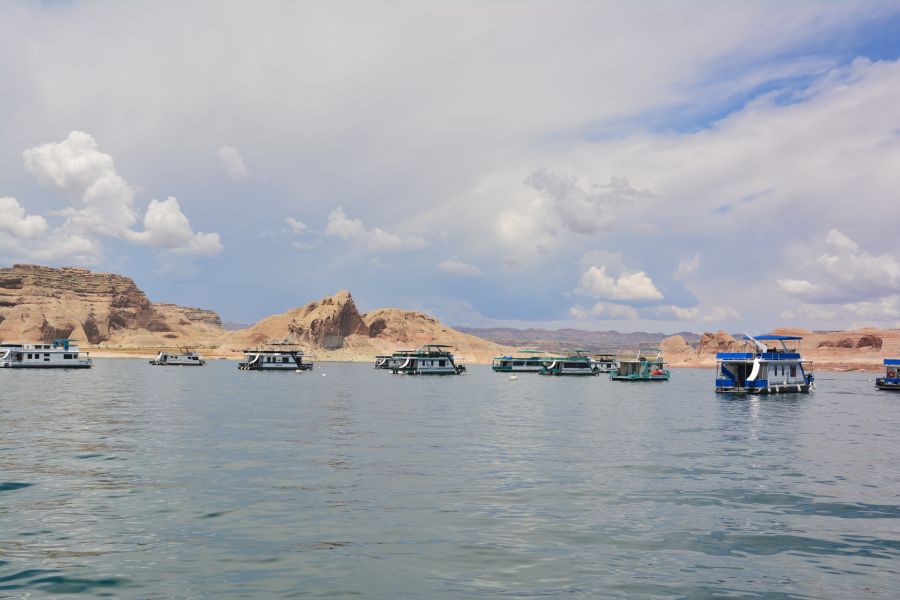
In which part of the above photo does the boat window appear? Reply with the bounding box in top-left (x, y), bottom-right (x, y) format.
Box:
top-left (790, 365), bottom-right (797, 377)
top-left (283, 357), bottom-right (291, 363)
top-left (513, 361), bottom-right (524, 366)
top-left (64, 354), bottom-right (72, 359)
top-left (439, 360), bottom-right (446, 367)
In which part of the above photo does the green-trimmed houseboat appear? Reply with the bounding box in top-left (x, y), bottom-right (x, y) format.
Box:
top-left (610, 348), bottom-right (670, 381)
top-left (539, 350), bottom-right (600, 376)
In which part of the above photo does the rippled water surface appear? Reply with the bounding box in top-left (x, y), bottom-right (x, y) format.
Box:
top-left (2, 360), bottom-right (899, 598)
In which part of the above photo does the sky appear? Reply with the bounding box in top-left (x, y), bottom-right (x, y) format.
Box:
top-left (2, 1), bottom-right (900, 333)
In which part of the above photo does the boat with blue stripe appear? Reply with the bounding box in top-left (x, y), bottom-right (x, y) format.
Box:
top-left (715, 334), bottom-right (814, 394)
top-left (876, 359), bottom-right (900, 391)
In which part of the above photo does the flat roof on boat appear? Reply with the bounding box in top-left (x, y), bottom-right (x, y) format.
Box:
top-left (748, 335), bottom-right (803, 341)
top-left (885, 359), bottom-right (900, 366)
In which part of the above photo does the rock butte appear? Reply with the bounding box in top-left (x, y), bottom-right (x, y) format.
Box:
top-left (1, 264), bottom-right (895, 369)
top-left (0, 265), bottom-right (508, 364)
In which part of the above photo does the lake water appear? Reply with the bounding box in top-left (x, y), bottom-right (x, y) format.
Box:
top-left (1, 360), bottom-right (899, 598)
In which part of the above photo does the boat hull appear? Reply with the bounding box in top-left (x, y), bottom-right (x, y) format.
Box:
top-left (716, 384), bottom-right (811, 394)
top-left (1, 362), bottom-right (92, 369)
top-left (611, 374), bottom-right (669, 381)
top-left (876, 378), bottom-right (900, 391)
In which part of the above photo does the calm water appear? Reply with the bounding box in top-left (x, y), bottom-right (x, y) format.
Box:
top-left (1, 360), bottom-right (899, 599)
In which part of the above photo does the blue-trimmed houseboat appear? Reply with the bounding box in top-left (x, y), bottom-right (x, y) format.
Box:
top-left (0, 339), bottom-right (92, 368)
top-left (610, 348), bottom-right (669, 381)
top-left (715, 334), bottom-right (813, 394)
top-left (875, 359), bottom-right (900, 391)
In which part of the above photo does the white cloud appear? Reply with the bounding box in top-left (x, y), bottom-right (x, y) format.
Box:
top-left (675, 254), bottom-right (700, 279)
top-left (3, 132), bottom-right (224, 262)
top-left (437, 258), bottom-right (483, 277)
top-left (129, 197), bottom-right (223, 256)
top-left (23, 131), bottom-right (137, 237)
top-left (325, 207), bottom-right (427, 252)
top-left (576, 265), bottom-right (663, 301)
top-left (285, 217), bottom-right (307, 234)
top-left (570, 302), bottom-right (639, 320)
top-left (525, 167), bottom-right (652, 235)
top-left (780, 229), bottom-right (900, 304)
top-left (217, 145), bottom-right (250, 182)
top-left (0, 197), bottom-right (48, 239)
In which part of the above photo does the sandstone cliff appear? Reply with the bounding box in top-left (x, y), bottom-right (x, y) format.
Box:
top-left (234, 291), bottom-right (509, 363)
top-left (0, 264), bottom-right (225, 348)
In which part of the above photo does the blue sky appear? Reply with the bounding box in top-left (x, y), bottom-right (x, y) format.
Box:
top-left (2, 1), bottom-right (900, 332)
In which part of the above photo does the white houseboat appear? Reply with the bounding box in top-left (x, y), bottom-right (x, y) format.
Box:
top-left (592, 353), bottom-right (618, 373)
top-left (492, 349), bottom-right (556, 373)
top-left (715, 334), bottom-right (813, 394)
top-left (238, 341), bottom-right (313, 371)
top-left (875, 359), bottom-right (900, 391)
top-left (0, 339), bottom-right (92, 369)
top-left (391, 344), bottom-right (466, 375)
top-left (539, 350), bottom-right (599, 376)
top-left (149, 347), bottom-right (206, 366)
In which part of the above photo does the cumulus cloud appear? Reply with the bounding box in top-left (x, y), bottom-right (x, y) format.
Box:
top-left (1, 132), bottom-right (224, 262)
top-left (437, 258), bottom-right (483, 277)
top-left (525, 167), bottom-right (652, 235)
top-left (325, 207), bottom-right (427, 252)
top-left (0, 197), bottom-right (49, 239)
top-left (576, 265), bottom-right (663, 301)
top-left (778, 229), bottom-right (900, 303)
top-left (129, 197), bottom-right (223, 256)
top-left (217, 145), bottom-right (250, 182)
top-left (23, 131), bottom-right (137, 237)
top-left (570, 302), bottom-right (639, 320)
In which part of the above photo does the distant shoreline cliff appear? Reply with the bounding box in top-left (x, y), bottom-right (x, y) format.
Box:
top-left (1, 264), bottom-right (894, 369)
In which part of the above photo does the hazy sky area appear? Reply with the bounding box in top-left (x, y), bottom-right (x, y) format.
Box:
top-left (2, 1), bottom-right (900, 332)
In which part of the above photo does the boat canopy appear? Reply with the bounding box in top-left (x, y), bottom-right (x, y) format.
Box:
top-left (885, 359), bottom-right (900, 366)
top-left (747, 335), bottom-right (803, 341)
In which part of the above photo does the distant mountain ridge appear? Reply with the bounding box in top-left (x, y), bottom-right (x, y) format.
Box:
top-left (458, 326), bottom-right (702, 353)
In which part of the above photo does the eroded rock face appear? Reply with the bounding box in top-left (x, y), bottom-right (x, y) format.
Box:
top-left (242, 290), bottom-right (369, 348)
top-left (696, 330), bottom-right (740, 355)
top-left (0, 264), bottom-right (224, 344)
top-left (856, 334), bottom-right (883, 350)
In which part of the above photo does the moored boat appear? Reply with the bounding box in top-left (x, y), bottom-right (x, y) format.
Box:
top-left (374, 355), bottom-right (392, 369)
top-left (238, 340), bottom-right (313, 371)
top-left (715, 334), bottom-right (813, 394)
top-left (591, 353), bottom-right (618, 373)
top-left (610, 348), bottom-right (669, 381)
top-left (149, 347), bottom-right (206, 366)
top-left (0, 339), bottom-right (92, 369)
top-left (539, 350), bottom-right (598, 376)
top-left (390, 344), bottom-right (466, 375)
top-left (492, 349), bottom-right (556, 373)
top-left (876, 359), bottom-right (900, 391)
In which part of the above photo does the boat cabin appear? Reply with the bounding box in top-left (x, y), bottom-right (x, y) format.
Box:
top-left (876, 359), bottom-right (900, 391)
top-left (611, 348), bottom-right (669, 381)
top-left (391, 344), bottom-right (466, 375)
top-left (0, 339), bottom-right (92, 369)
top-left (150, 347), bottom-right (206, 366)
top-left (539, 350), bottom-right (598, 376)
top-left (492, 349), bottom-right (555, 373)
top-left (238, 340), bottom-right (312, 371)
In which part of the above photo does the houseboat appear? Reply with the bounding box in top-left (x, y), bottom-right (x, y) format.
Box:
top-left (149, 348), bottom-right (206, 366)
top-left (875, 359), bottom-right (900, 391)
top-left (592, 353), bottom-right (618, 373)
top-left (492, 349), bottom-right (556, 373)
top-left (238, 340), bottom-right (313, 371)
top-left (390, 344), bottom-right (466, 375)
top-left (539, 350), bottom-right (599, 376)
top-left (715, 334), bottom-right (813, 393)
top-left (610, 348), bottom-right (669, 381)
top-left (0, 339), bottom-right (92, 368)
